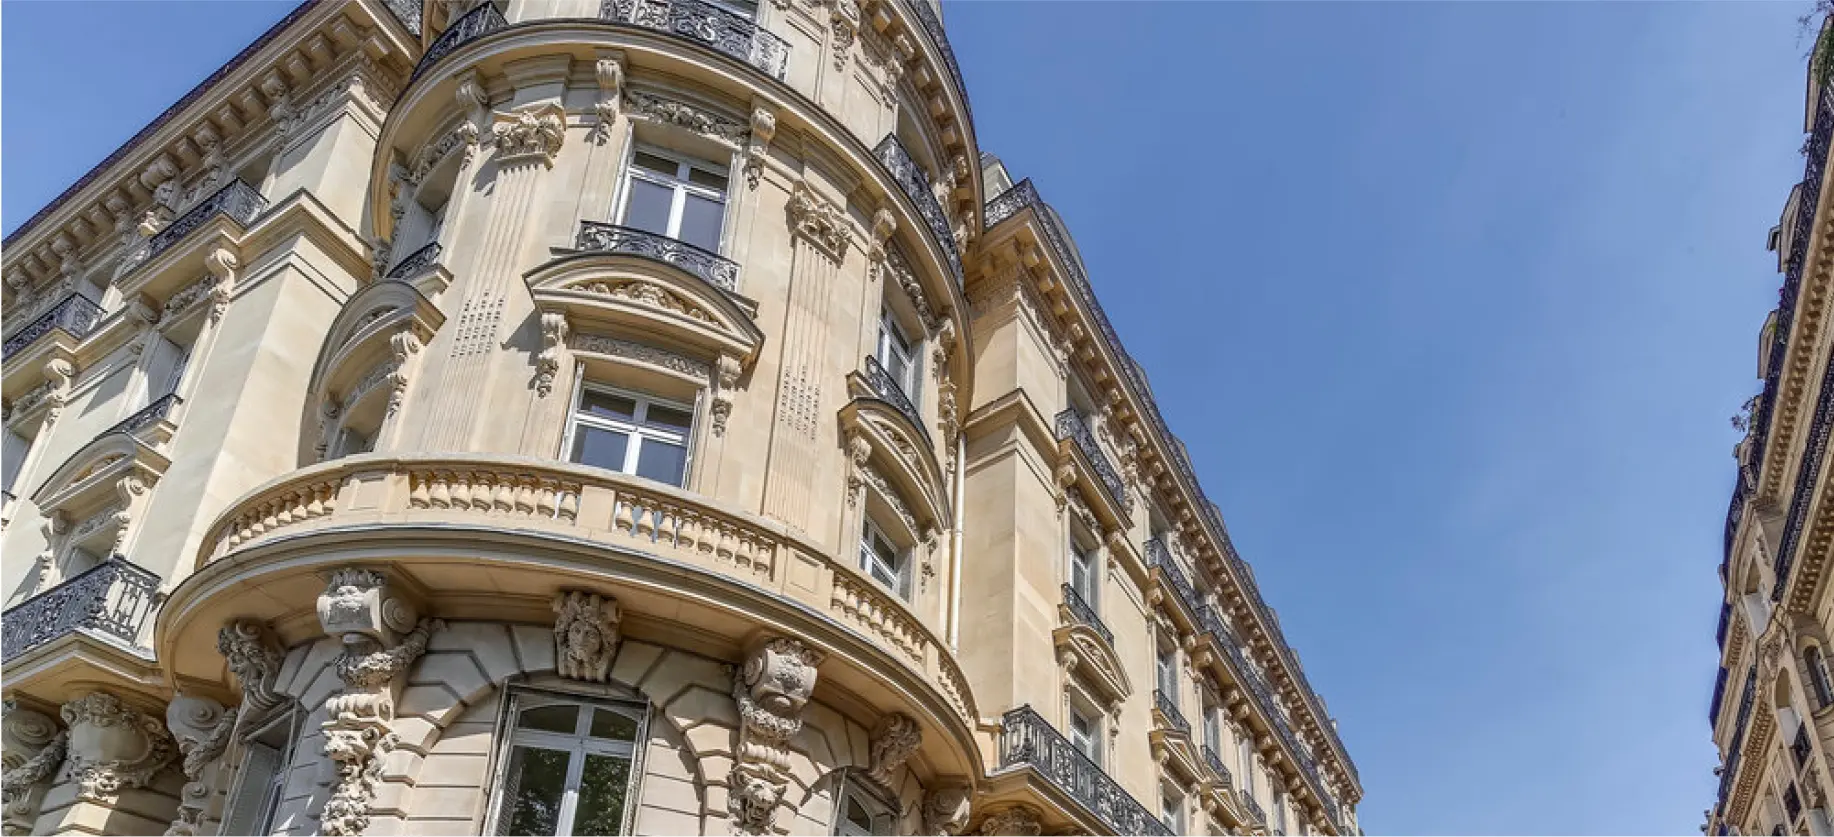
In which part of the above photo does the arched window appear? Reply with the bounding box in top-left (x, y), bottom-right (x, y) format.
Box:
top-left (485, 690), bottom-right (647, 836)
top-left (1808, 646), bottom-right (1834, 710)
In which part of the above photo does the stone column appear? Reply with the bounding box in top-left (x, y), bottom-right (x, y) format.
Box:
top-left (730, 635), bottom-right (824, 834)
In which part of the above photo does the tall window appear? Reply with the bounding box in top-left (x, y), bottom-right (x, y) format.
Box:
top-left (1240, 737), bottom-right (1257, 798)
top-left (1273, 788), bottom-right (1288, 834)
top-left (1809, 646), bottom-right (1834, 709)
top-left (1156, 647), bottom-right (1177, 700)
top-left (1161, 789), bottom-right (1185, 834)
top-left (1068, 546), bottom-right (1098, 611)
top-left (1068, 701), bottom-right (1101, 767)
top-left (564, 386), bottom-right (693, 487)
top-left (858, 518), bottom-right (911, 599)
top-left (1203, 704), bottom-right (1223, 754)
top-left (488, 691), bottom-right (645, 837)
top-left (875, 310), bottom-right (919, 402)
top-left (144, 332), bottom-right (191, 402)
top-left (220, 708), bottom-right (303, 837)
top-left (618, 147), bottom-right (728, 253)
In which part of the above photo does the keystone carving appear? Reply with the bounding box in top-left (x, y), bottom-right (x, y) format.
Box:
top-left (492, 107), bottom-right (565, 167)
top-left (553, 590), bottom-right (622, 683)
top-left (57, 691), bottom-right (175, 802)
top-left (730, 636), bottom-right (824, 834)
top-left (218, 618), bottom-right (285, 713)
top-left (866, 712), bottom-right (921, 785)
top-left (922, 784), bottom-right (973, 836)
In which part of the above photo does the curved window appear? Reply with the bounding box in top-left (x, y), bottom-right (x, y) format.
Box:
top-left (1809, 646), bottom-right (1834, 710)
top-left (487, 691), bottom-right (647, 836)
top-left (619, 147), bottom-right (729, 254)
top-left (859, 516), bottom-right (911, 599)
top-left (564, 385), bottom-right (693, 487)
top-left (875, 309), bottom-right (920, 403)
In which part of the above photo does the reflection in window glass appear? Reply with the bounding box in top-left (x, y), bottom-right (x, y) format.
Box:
top-left (491, 693), bottom-right (644, 837)
top-left (564, 386), bottom-right (693, 488)
top-left (618, 145), bottom-right (729, 253)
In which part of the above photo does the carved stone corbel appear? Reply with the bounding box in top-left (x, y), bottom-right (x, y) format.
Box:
top-left (39, 358), bottom-right (74, 429)
top-left (202, 248), bottom-right (238, 324)
top-left (866, 712), bottom-right (921, 785)
top-left (492, 105), bottom-right (566, 169)
top-left (57, 692), bottom-right (175, 803)
top-left (593, 56), bottom-right (624, 143)
top-left (218, 619), bottom-right (285, 713)
top-left (163, 696), bottom-right (235, 836)
top-left (730, 636), bottom-right (824, 834)
top-left (865, 208), bottom-right (896, 284)
top-left (922, 783), bottom-right (973, 835)
top-left (535, 312), bottom-right (570, 398)
top-left (745, 106), bottom-right (777, 191)
top-left (830, 0), bottom-right (862, 70)
top-left (710, 355), bottom-right (742, 436)
top-left (553, 590), bottom-right (621, 683)
top-left (453, 71), bottom-right (489, 166)
top-left (786, 180), bottom-right (851, 263)
top-left (975, 804), bottom-right (1043, 836)
top-left (385, 331), bottom-right (421, 417)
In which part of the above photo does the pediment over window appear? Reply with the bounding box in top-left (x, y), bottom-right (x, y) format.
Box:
top-left (526, 254), bottom-right (763, 370)
top-left (308, 280), bottom-right (443, 404)
top-left (1052, 624), bottom-right (1132, 706)
top-left (840, 400), bottom-right (950, 535)
top-left (33, 433), bottom-right (169, 524)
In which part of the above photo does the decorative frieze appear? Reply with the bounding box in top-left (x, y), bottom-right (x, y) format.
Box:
top-left (975, 804), bottom-right (1044, 836)
top-left (624, 89), bottom-right (748, 146)
top-left (569, 333), bottom-right (713, 380)
top-left (730, 636), bottom-right (824, 834)
top-left (553, 590), bottom-right (622, 683)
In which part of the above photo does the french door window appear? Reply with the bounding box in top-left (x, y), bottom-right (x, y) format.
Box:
top-left (832, 779), bottom-right (895, 836)
top-left (1068, 547), bottom-right (1098, 610)
top-left (564, 385), bottom-right (693, 487)
top-left (220, 708), bottom-right (303, 837)
top-left (859, 519), bottom-right (910, 599)
top-left (489, 692), bottom-right (645, 836)
top-left (1204, 706), bottom-right (1223, 753)
top-left (619, 147), bottom-right (729, 254)
top-left (1068, 703), bottom-right (1101, 767)
top-left (875, 311), bottom-right (919, 402)
top-left (1156, 648), bottom-right (1177, 699)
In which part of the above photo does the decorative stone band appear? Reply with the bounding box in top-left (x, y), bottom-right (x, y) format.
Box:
top-left (199, 453), bottom-right (978, 727)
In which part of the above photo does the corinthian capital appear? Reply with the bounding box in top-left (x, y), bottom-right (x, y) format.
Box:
top-left (492, 106), bottom-right (565, 167)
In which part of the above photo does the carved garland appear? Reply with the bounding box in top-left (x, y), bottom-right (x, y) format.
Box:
top-left (730, 636), bottom-right (824, 835)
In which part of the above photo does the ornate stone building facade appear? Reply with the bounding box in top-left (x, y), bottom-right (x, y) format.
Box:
top-left (0, 1), bottom-right (1363, 835)
top-left (1708, 18), bottom-right (1834, 837)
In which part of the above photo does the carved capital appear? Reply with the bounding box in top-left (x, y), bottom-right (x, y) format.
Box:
top-left (492, 106), bottom-right (565, 167)
top-left (786, 180), bottom-right (851, 262)
top-left (976, 804), bottom-right (1043, 836)
top-left (553, 590), bottom-right (621, 683)
top-left (923, 783), bottom-right (973, 835)
top-left (317, 567), bottom-right (418, 646)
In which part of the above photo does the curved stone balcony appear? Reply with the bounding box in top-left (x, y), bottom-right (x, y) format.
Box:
top-left (160, 451), bottom-right (982, 772)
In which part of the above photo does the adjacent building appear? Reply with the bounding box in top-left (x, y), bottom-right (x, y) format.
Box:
top-left (1707, 17), bottom-right (1834, 837)
top-left (0, 1), bottom-right (1363, 834)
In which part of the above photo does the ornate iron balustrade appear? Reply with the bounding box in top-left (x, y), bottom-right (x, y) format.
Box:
top-left (602, 0), bottom-right (790, 80)
top-left (1154, 689), bottom-right (1190, 736)
top-left (575, 222), bottom-right (741, 293)
top-left (386, 242), bottom-right (443, 280)
top-left (872, 134), bottom-right (962, 288)
top-left (1060, 582), bottom-right (1113, 646)
top-left (1143, 537), bottom-right (1200, 618)
top-left (2, 556), bottom-right (161, 662)
top-left (862, 354), bottom-right (925, 433)
top-left (1718, 666), bottom-right (1759, 807)
top-left (382, 0), bottom-right (423, 35)
top-left (1717, 602), bottom-right (1732, 648)
top-left (998, 705), bottom-right (1172, 836)
top-left (1788, 783), bottom-right (1804, 822)
top-left (1725, 473), bottom-right (1747, 563)
top-left (901, 0), bottom-right (972, 124)
top-left (410, 2), bottom-right (507, 83)
top-left (1750, 85), bottom-right (1834, 488)
top-left (1053, 410), bottom-right (1130, 515)
top-left (1240, 793), bottom-right (1267, 827)
top-left (987, 177), bottom-right (1358, 785)
top-left (2, 293), bottom-right (103, 357)
top-left (106, 394), bottom-right (181, 438)
top-left (1709, 665), bottom-right (1728, 724)
top-left (120, 180), bottom-right (268, 276)
top-left (1201, 744), bottom-right (1234, 789)
top-left (1795, 724), bottom-right (1813, 767)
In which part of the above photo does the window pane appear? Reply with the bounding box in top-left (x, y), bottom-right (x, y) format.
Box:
top-left (581, 392), bottom-right (638, 419)
top-left (645, 404), bottom-right (693, 432)
top-left (635, 438), bottom-right (687, 486)
top-left (687, 166), bottom-right (729, 191)
top-left (518, 704), bottom-right (580, 734)
top-left (497, 746), bottom-right (570, 836)
top-left (571, 753), bottom-right (632, 836)
top-left (570, 426), bottom-right (631, 473)
top-left (633, 151), bottom-right (677, 176)
top-left (679, 193), bottom-right (725, 252)
top-left (623, 178), bottom-right (674, 236)
top-left (846, 797), bottom-right (873, 831)
top-left (589, 708), bottom-right (639, 742)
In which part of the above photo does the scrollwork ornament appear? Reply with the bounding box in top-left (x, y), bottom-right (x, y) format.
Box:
top-left (57, 692), bottom-right (175, 802)
top-left (922, 784), bottom-right (973, 836)
top-left (729, 636), bottom-right (823, 834)
top-left (866, 712), bottom-right (921, 784)
top-left (217, 618), bottom-right (285, 712)
top-left (1, 730), bottom-right (65, 830)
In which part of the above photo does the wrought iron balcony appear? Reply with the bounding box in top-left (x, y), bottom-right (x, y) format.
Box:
top-left (862, 355), bottom-right (925, 434)
top-left (2, 293), bottom-right (103, 358)
top-left (1201, 744), bottom-right (1234, 789)
top-left (1709, 665), bottom-right (1728, 724)
top-left (1060, 582), bottom-right (1112, 646)
top-left (602, 0), bottom-right (790, 80)
top-left (1795, 724), bottom-right (1813, 768)
top-left (382, 0), bottom-right (423, 35)
top-left (998, 705), bottom-right (1172, 836)
top-left (1716, 601), bottom-right (1732, 648)
top-left (1718, 666), bottom-right (1759, 807)
top-left (1153, 689), bottom-right (1190, 736)
top-left (2, 557), bottom-right (161, 662)
top-left (901, 0), bottom-right (971, 124)
top-left (106, 394), bottom-right (181, 438)
top-left (1725, 473), bottom-right (1746, 564)
top-left (1054, 409), bottom-right (1130, 515)
top-left (119, 181), bottom-right (268, 276)
top-left (576, 222), bottom-right (740, 293)
top-left (1143, 537), bottom-right (1200, 618)
top-left (1240, 793), bottom-right (1267, 827)
top-left (872, 134), bottom-right (962, 288)
top-left (1788, 783), bottom-right (1804, 822)
top-left (386, 242), bottom-right (444, 280)
top-left (410, 2), bottom-right (507, 83)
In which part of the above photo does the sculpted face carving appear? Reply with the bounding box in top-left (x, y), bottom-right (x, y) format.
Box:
top-left (553, 590), bottom-right (622, 683)
top-left (729, 636), bottom-right (824, 834)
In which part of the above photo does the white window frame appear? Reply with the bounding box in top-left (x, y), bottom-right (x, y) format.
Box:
top-left (1067, 699), bottom-right (1102, 768)
top-left (561, 381), bottom-right (695, 488)
top-left (1068, 545), bottom-right (1098, 612)
top-left (616, 144), bottom-right (731, 252)
top-left (1240, 737), bottom-right (1257, 798)
top-left (483, 689), bottom-right (649, 837)
top-left (875, 309), bottom-right (920, 403)
top-left (858, 517), bottom-right (911, 600)
top-left (1156, 646), bottom-right (1178, 699)
top-left (1203, 703), bottom-right (1223, 754)
top-left (1162, 788), bottom-right (1186, 834)
top-left (707, 0), bottom-right (759, 20)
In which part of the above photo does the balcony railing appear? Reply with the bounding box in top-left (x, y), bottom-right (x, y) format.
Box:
top-left (386, 242), bottom-right (444, 280)
top-left (105, 394), bottom-right (182, 438)
top-left (862, 354), bottom-right (925, 434)
top-left (1201, 744), bottom-right (1234, 789)
top-left (1719, 666), bottom-right (1759, 807)
top-left (1060, 582), bottom-right (1113, 646)
top-left (987, 177), bottom-right (1358, 786)
top-left (1240, 793), bottom-right (1267, 827)
top-left (872, 134), bottom-right (962, 288)
top-left (2, 293), bottom-right (103, 358)
top-left (1054, 409), bottom-right (1131, 515)
top-left (2, 557), bottom-right (161, 662)
top-left (1716, 602), bottom-right (1732, 649)
top-left (1144, 537), bottom-right (1200, 618)
top-left (1725, 473), bottom-right (1747, 564)
top-left (1709, 665), bottom-right (1729, 724)
top-left (602, 0), bottom-right (790, 80)
top-left (1788, 783), bottom-right (1804, 822)
top-left (998, 705), bottom-right (1172, 836)
top-left (410, 2), bottom-right (507, 83)
top-left (120, 181), bottom-right (268, 276)
top-left (1795, 724), bottom-right (1813, 768)
top-left (575, 222), bottom-right (740, 293)
top-left (1153, 689), bottom-right (1190, 736)
top-left (901, 0), bottom-right (972, 124)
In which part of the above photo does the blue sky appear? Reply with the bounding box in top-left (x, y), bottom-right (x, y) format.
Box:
top-left (1, 2), bottom-right (1813, 834)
